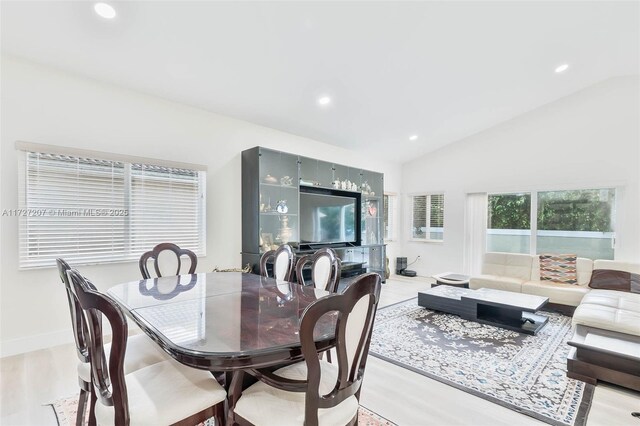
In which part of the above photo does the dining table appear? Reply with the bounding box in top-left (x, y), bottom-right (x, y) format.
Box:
top-left (106, 271), bottom-right (337, 376)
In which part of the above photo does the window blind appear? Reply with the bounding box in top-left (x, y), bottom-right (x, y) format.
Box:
top-left (429, 194), bottom-right (444, 228)
top-left (412, 195), bottom-right (427, 239)
top-left (19, 150), bottom-right (206, 268)
top-left (130, 164), bottom-right (205, 256)
top-left (411, 194), bottom-right (444, 241)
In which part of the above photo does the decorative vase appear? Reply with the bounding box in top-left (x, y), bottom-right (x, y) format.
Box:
top-left (385, 257), bottom-right (391, 279)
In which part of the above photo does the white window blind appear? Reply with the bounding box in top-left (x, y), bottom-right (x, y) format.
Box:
top-left (130, 164), bottom-right (205, 256)
top-left (410, 193), bottom-right (444, 241)
top-left (19, 150), bottom-right (206, 268)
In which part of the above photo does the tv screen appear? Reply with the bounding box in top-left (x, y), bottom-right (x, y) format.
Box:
top-left (300, 191), bottom-right (357, 244)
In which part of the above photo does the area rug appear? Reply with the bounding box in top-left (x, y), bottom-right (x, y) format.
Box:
top-left (369, 298), bottom-right (594, 426)
top-left (49, 395), bottom-right (395, 426)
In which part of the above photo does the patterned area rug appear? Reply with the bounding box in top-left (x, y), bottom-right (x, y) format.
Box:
top-left (49, 395), bottom-right (395, 426)
top-left (370, 298), bottom-right (594, 426)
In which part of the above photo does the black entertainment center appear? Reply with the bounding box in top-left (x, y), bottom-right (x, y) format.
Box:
top-left (241, 146), bottom-right (386, 282)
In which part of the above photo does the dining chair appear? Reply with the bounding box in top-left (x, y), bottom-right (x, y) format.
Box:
top-left (259, 244), bottom-right (295, 281)
top-left (229, 273), bottom-right (382, 426)
top-left (295, 248), bottom-right (342, 293)
top-left (67, 269), bottom-right (227, 426)
top-left (139, 242), bottom-right (198, 279)
top-left (56, 259), bottom-right (169, 426)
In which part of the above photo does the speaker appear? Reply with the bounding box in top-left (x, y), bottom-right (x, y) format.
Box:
top-left (396, 257), bottom-right (407, 274)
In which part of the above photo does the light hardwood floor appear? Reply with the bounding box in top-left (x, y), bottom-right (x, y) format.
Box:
top-left (1, 277), bottom-right (638, 425)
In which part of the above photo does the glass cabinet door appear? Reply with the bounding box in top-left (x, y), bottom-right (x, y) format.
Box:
top-left (258, 149), bottom-right (299, 252)
top-left (362, 196), bottom-right (382, 245)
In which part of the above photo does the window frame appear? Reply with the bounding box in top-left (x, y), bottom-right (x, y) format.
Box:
top-left (16, 142), bottom-right (207, 269)
top-left (408, 192), bottom-right (444, 243)
top-left (486, 187), bottom-right (617, 259)
top-left (383, 192), bottom-right (398, 241)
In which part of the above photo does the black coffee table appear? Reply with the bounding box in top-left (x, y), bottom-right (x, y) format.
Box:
top-left (418, 286), bottom-right (549, 335)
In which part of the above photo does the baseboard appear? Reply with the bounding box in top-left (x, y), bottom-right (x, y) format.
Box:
top-left (388, 274), bottom-right (433, 283)
top-left (0, 329), bottom-right (75, 358)
top-left (0, 323), bottom-right (139, 358)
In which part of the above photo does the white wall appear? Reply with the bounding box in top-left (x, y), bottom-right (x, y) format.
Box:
top-left (0, 56), bottom-right (402, 356)
top-left (401, 76), bottom-right (640, 277)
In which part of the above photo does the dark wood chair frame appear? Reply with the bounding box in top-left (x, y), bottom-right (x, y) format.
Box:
top-left (139, 243), bottom-right (198, 279)
top-left (259, 244), bottom-right (295, 282)
top-left (138, 274), bottom-right (198, 300)
top-left (67, 269), bottom-right (225, 426)
top-left (56, 258), bottom-right (93, 426)
top-left (228, 273), bottom-right (382, 426)
top-left (295, 248), bottom-right (342, 293)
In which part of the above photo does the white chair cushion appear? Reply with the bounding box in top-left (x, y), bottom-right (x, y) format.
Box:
top-left (234, 360), bottom-right (359, 426)
top-left (522, 280), bottom-right (590, 306)
top-left (95, 360), bottom-right (226, 426)
top-left (469, 275), bottom-right (524, 293)
top-left (77, 333), bottom-right (168, 383)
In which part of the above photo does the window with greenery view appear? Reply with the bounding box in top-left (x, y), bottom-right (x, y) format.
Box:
top-left (487, 193), bottom-right (531, 254)
top-left (411, 194), bottom-right (444, 241)
top-left (537, 189), bottom-right (615, 259)
top-left (487, 188), bottom-right (615, 259)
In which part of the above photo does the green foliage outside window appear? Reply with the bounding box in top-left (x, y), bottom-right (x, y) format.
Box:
top-left (537, 189), bottom-right (614, 232)
top-left (488, 194), bottom-right (531, 229)
top-left (488, 190), bottom-right (614, 232)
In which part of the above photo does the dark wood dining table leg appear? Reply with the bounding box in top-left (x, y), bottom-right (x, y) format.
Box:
top-left (227, 370), bottom-right (245, 426)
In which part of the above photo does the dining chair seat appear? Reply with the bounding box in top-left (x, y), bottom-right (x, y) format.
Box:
top-left (94, 359), bottom-right (227, 426)
top-left (234, 360), bottom-right (358, 426)
top-left (76, 334), bottom-right (167, 383)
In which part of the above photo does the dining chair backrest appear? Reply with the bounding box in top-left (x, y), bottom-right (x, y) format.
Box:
top-left (299, 272), bottom-right (381, 426)
top-left (139, 243), bottom-right (197, 279)
top-left (56, 258), bottom-right (90, 364)
top-left (67, 269), bottom-right (131, 425)
top-left (259, 244), bottom-right (295, 281)
top-left (295, 248), bottom-right (342, 293)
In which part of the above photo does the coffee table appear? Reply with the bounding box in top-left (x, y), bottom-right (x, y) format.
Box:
top-left (418, 286), bottom-right (549, 335)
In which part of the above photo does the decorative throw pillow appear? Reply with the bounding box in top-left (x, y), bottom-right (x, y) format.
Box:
top-left (539, 254), bottom-right (578, 285)
top-left (589, 269), bottom-right (640, 293)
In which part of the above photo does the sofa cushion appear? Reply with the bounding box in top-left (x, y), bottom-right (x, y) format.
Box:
top-left (531, 256), bottom-right (592, 286)
top-left (481, 252), bottom-right (533, 281)
top-left (593, 260), bottom-right (640, 274)
top-left (469, 275), bottom-right (523, 293)
top-left (522, 280), bottom-right (589, 307)
top-left (538, 254), bottom-right (578, 285)
top-left (589, 269), bottom-right (640, 293)
top-left (572, 289), bottom-right (640, 337)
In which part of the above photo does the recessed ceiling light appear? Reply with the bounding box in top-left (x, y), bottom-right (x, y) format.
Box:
top-left (555, 64), bottom-right (569, 73)
top-left (94, 2), bottom-right (116, 19)
top-left (317, 96), bottom-right (331, 106)
top-left (409, 135), bottom-right (418, 141)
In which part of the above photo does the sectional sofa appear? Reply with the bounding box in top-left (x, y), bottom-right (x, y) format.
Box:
top-left (469, 252), bottom-right (592, 310)
top-left (470, 252), bottom-right (640, 391)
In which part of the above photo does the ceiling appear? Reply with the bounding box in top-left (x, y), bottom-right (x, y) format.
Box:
top-left (2, 1), bottom-right (638, 162)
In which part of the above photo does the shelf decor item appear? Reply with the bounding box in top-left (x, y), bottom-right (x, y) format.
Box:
top-left (275, 200), bottom-right (288, 214)
top-left (264, 174), bottom-right (278, 184)
top-left (277, 215), bottom-right (293, 244)
top-left (280, 175), bottom-right (293, 186)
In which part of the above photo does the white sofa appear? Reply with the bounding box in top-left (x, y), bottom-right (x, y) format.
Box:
top-left (470, 252), bottom-right (592, 307)
top-left (470, 253), bottom-right (640, 390)
top-left (567, 260), bottom-right (640, 391)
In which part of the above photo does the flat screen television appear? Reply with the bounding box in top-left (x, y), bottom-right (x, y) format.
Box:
top-left (299, 188), bottom-right (361, 246)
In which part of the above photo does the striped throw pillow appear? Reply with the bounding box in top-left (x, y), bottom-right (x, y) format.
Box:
top-left (539, 254), bottom-right (578, 285)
